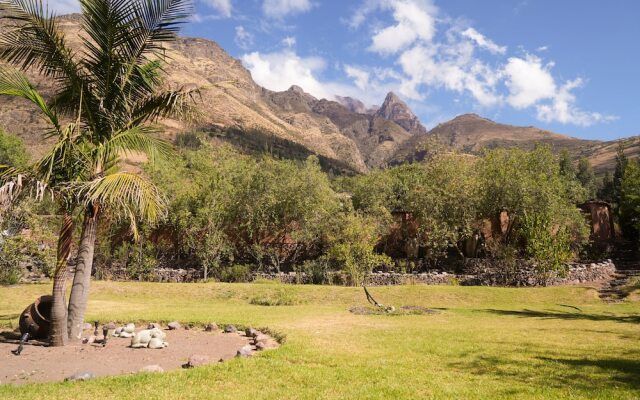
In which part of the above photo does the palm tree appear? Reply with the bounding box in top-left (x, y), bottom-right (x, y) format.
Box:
top-left (0, 0), bottom-right (197, 345)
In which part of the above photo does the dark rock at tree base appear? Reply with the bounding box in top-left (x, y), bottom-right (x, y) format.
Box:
top-left (236, 345), bottom-right (254, 358)
top-left (204, 323), bottom-right (218, 332)
top-left (65, 371), bottom-right (96, 382)
top-left (140, 365), bottom-right (164, 373)
top-left (183, 354), bottom-right (210, 368)
top-left (167, 321), bottom-right (181, 330)
top-left (224, 325), bottom-right (237, 333)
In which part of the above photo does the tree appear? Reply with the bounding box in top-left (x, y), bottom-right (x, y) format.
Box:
top-left (406, 154), bottom-right (482, 261)
top-left (479, 146), bottom-right (589, 265)
top-left (0, 129), bottom-right (29, 168)
top-left (612, 143), bottom-right (629, 212)
top-left (619, 160), bottom-right (640, 242)
top-left (576, 157), bottom-right (596, 199)
top-left (0, 0), bottom-right (195, 344)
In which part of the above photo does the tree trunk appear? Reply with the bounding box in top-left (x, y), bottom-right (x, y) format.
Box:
top-left (67, 204), bottom-right (99, 341)
top-left (49, 213), bottom-right (74, 347)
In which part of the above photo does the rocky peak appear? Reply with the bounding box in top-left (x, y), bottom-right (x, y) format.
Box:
top-left (335, 96), bottom-right (367, 114)
top-left (375, 92), bottom-right (427, 135)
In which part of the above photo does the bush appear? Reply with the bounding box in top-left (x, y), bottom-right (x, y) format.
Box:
top-left (249, 288), bottom-right (297, 306)
top-left (0, 236), bottom-right (24, 285)
top-left (219, 264), bottom-right (252, 283)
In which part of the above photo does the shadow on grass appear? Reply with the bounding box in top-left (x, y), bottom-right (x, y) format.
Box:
top-left (538, 357), bottom-right (640, 389)
top-left (481, 309), bottom-right (640, 324)
top-left (450, 353), bottom-right (640, 391)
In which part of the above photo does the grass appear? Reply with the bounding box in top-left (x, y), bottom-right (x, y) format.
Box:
top-left (1, 282), bottom-right (639, 399)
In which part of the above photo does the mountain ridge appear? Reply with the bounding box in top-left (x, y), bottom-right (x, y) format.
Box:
top-left (0, 14), bottom-right (637, 174)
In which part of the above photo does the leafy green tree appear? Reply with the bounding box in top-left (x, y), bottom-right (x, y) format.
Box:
top-left (480, 146), bottom-right (589, 264)
top-left (0, 0), bottom-right (195, 344)
top-left (324, 212), bottom-right (390, 286)
top-left (0, 129), bottom-right (28, 168)
top-left (406, 154), bottom-right (481, 260)
top-left (576, 157), bottom-right (596, 199)
top-left (613, 143), bottom-right (629, 212)
top-left (619, 159), bottom-right (640, 242)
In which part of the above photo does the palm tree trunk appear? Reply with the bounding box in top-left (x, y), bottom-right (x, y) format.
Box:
top-left (49, 213), bottom-right (74, 347)
top-left (67, 204), bottom-right (99, 341)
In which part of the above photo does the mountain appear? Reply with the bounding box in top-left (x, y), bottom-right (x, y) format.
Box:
top-left (375, 92), bottom-right (428, 136)
top-left (0, 14), bottom-right (637, 175)
top-left (390, 113), bottom-right (639, 174)
top-left (0, 14), bottom-right (422, 173)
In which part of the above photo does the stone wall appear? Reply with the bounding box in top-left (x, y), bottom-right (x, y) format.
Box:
top-left (95, 259), bottom-right (616, 287)
top-left (253, 260), bottom-right (616, 287)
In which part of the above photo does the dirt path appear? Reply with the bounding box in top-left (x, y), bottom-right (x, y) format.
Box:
top-left (0, 328), bottom-right (252, 385)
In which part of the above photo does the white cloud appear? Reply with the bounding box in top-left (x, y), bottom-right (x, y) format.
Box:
top-left (345, 65), bottom-right (370, 90)
top-left (461, 27), bottom-right (506, 55)
top-left (282, 36), bottom-right (297, 48)
top-left (348, 0), bottom-right (612, 126)
top-left (241, 51), bottom-right (394, 105)
top-left (537, 45), bottom-right (549, 52)
top-left (234, 26), bottom-right (254, 50)
top-left (262, 0), bottom-right (315, 19)
top-left (536, 79), bottom-right (618, 126)
top-left (242, 50), bottom-right (334, 99)
top-left (504, 56), bottom-right (617, 125)
top-left (504, 55), bottom-right (556, 109)
top-left (369, 0), bottom-right (438, 54)
top-left (201, 0), bottom-right (232, 18)
top-left (44, 0), bottom-right (80, 14)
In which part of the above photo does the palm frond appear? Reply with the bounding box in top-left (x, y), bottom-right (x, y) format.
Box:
top-left (0, 0), bottom-right (82, 85)
top-left (74, 172), bottom-right (167, 225)
top-left (0, 65), bottom-right (60, 130)
top-left (129, 86), bottom-right (201, 126)
top-left (94, 126), bottom-right (173, 165)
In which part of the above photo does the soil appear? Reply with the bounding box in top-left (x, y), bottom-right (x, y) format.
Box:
top-left (0, 327), bottom-right (258, 385)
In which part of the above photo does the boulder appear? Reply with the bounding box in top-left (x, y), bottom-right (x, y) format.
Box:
top-left (204, 323), bottom-right (218, 332)
top-left (167, 321), bottom-right (181, 330)
top-left (105, 322), bottom-right (117, 330)
top-left (148, 337), bottom-right (166, 349)
top-left (224, 325), bottom-right (237, 333)
top-left (236, 344), bottom-right (253, 358)
top-left (147, 323), bottom-right (162, 330)
top-left (245, 327), bottom-right (258, 338)
top-left (65, 371), bottom-right (96, 382)
top-left (183, 354), bottom-right (210, 368)
top-left (123, 323), bottom-right (135, 333)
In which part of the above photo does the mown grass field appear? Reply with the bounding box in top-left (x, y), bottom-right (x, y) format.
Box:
top-left (1, 282), bottom-right (639, 399)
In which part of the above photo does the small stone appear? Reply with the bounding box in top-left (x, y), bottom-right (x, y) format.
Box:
top-left (204, 323), bottom-right (218, 332)
top-left (183, 354), bottom-right (210, 368)
top-left (105, 322), bottom-right (117, 330)
top-left (140, 365), bottom-right (164, 373)
top-left (236, 344), bottom-right (253, 358)
top-left (224, 325), bottom-right (237, 333)
top-left (167, 321), bottom-right (181, 330)
top-left (245, 327), bottom-right (258, 338)
top-left (123, 323), bottom-right (135, 334)
top-left (147, 323), bottom-right (162, 330)
top-left (65, 371), bottom-right (96, 382)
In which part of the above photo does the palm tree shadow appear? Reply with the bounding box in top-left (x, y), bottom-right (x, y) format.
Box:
top-left (481, 309), bottom-right (640, 324)
top-left (538, 357), bottom-right (640, 389)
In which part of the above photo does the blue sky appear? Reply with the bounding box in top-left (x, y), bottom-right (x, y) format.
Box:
top-left (49, 0), bottom-right (639, 141)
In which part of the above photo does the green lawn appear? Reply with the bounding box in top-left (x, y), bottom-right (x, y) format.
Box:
top-left (1, 282), bottom-right (639, 399)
